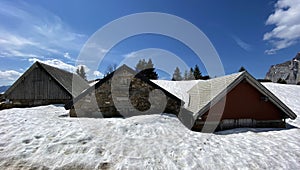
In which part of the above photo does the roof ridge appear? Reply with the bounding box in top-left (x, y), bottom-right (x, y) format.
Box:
top-left (37, 61), bottom-right (75, 75)
top-left (207, 71), bottom-right (245, 82)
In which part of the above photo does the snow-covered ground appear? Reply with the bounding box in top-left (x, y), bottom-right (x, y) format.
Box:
top-left (0, 83), bottom-right (299, 169)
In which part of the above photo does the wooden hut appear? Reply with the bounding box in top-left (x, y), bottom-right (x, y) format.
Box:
top-left (4, 61), bottom-right (89, 107)
top-left (187, 71), bottom-right (297, 132)
top-left (64, 65), bottom-right (183, 118)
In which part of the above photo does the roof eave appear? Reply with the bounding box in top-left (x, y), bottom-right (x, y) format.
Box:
top-left (4, 62), bottom-right (39, 97)
top-left (244, 72), bottom-right (297, 120)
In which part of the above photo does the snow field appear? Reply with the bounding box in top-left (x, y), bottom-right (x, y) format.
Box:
top-left (0, 83), bottom-right (299, 169)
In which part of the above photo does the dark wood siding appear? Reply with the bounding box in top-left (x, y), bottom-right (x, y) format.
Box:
top-left (7, 67), bottom-right (71, 101)
top-left (202, 81), bottom-right (283, 121)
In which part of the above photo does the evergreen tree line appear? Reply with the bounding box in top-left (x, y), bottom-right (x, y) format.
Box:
top-left (172, 65), bottom-right (210, 81)
top-left (135, 59), bottom-right (158, 80)
top-left (79, 58), bottom-right (211, 81)
top-left (78, 60), bottom-right (253, 82)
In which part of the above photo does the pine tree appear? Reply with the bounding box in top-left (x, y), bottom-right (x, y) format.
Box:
top-left (239, 66), bottom-right (246, 72)
top-left (172, 67), bottom-right (183, 81)
top-left (193, 65), bottom-right (202, 80)
top-left (183, 70), bottom-right (188, 80)
top-left (135, 59), bottom-right (147, 72)
top-left (277, 78), bottom-right (287, 84)
top-left (188, 68), bottom-right (195, 80)
top-left (135, 59), bottom-right (158, 80)
top-left (137, 68), bottom-right (158, 80)
top-left (76, 66), bottom-right (87, 81)
top-left (105, 64), bottom-right (117, 75)
top-left (146, 59), bottom-right (154, 69)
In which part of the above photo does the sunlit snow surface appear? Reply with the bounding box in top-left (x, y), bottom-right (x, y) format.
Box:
top-left (0, 83), bottom-right (299, 169)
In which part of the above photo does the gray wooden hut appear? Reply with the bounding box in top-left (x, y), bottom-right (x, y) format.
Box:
top-left (4, 61), bottom-right (89, 107)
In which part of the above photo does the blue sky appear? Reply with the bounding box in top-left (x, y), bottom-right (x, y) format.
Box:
top-left (1, 0), bottom-right (300, 85)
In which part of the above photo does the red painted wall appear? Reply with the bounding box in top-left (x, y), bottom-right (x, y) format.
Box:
top-left (202, 81), bottom-right (284, 121)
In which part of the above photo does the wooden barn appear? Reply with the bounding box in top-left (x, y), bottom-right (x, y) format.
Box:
top-left (64, 64), bottom-right (183, 118)
top-left (187, 71), bottom-right (297, 132)
top-left (4, 61), bottom-right (89, 107)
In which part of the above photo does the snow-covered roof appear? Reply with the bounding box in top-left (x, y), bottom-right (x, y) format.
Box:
top-left (151, 80), bottom-right (203, 107)
top-left (187, 72), bottom-right (243, 113)
top-left (263, 82), bottom-right (300, 118)
top-left (89, 80), bottom-right (99, 87)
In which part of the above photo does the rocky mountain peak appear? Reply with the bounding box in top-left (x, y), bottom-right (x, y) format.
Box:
top-left (265, 52), bottom-right (300, 84)
top-left (293, 52), bottom-right (300, 60)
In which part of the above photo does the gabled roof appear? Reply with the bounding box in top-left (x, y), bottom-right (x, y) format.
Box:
top-left (188, 71), bottom-right (297, 120)
top-left (5, 62), bottom-right (89, 98)
top-left (65, 64), bottom-right (184, 109)
top-left (38, 62), bottom-right (89, 97)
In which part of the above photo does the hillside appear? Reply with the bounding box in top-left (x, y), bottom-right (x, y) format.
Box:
top-left (0, 83), bottom-right (299, 169)
top-left (0, 85), bottom-right (10, 94)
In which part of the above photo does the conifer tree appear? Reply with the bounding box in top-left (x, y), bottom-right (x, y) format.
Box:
top-left (239, 66), bottom-right (246, 72)
top-left (172, 67), bottom-right (183, 81)
top-left (193, 65), bottom-right (202, 80)
top-left (183, 70), bottom-right (188, 80)
top-left (76, 66), bottom-right (87, 81)
top-left (135, 59), bottom-right (158, 80)
top-left (188, 68), bottom-right (195, 80)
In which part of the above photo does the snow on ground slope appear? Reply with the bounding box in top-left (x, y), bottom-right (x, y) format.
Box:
top-left (0, 83), bottom-right (299, 169)
top-left (263, 83), bottom-right (300, 126)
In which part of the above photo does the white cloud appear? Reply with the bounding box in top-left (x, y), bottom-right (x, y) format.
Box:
top-left (264, 0), bottom-right (300, 54)
top-left (0, 1), bottom-right (86, 59)
top-left (63, 52), bottom-right (71, 59)
top-left (0, 50), bottom-right (39, 58)
top-left (93, 71), bottom-right (103, 78)
top-left (29, 58), bottom-right (78, 73)
top-left (232, 36), bottom-right (252, 51)
top-left (27, 58), bottom-right (101, 80)
top-left (123, 51), bottom-right (138, 58)
top-left (0, 70), bottom-right (22, 85)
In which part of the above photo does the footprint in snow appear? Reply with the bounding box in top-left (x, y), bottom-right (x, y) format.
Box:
top-left (34, 135), bottom-right (43, 139)
top-left (22, 139), bottom-right (32, 144)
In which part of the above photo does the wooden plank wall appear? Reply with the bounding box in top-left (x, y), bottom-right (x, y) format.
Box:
top-left (7, 67), bottom-right (71, 100)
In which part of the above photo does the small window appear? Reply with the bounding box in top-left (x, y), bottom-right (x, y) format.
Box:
top-left (260, 96), bottom-right (268, 102)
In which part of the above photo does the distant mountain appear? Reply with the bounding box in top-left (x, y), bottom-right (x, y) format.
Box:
top-left (265, 52), bottom-right (300, 84)
top-left (0, 85), bottom-right (10, 94)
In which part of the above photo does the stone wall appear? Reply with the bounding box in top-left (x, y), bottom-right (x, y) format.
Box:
top-left (70, 68), bottom-right (182, 118)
